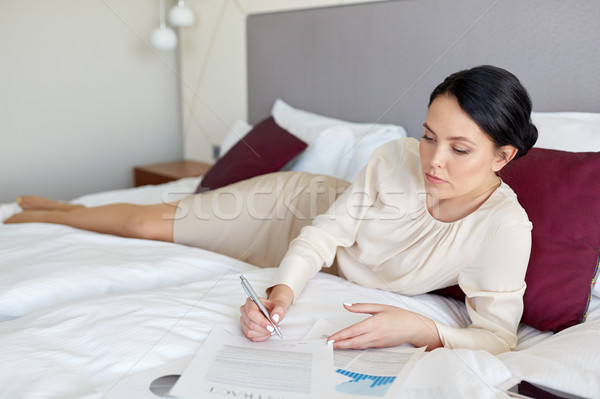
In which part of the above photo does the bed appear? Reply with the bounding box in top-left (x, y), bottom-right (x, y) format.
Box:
top-left (2, 1), bottom-right (600, 398)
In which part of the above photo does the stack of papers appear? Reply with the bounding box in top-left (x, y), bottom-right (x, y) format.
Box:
top-left (105, 323), bottom-right (425, 399)
top-left (172, 326), bottom-right (335, 398)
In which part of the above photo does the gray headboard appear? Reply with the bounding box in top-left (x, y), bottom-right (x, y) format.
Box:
top-left (247, 0), bottom-right (600, 138)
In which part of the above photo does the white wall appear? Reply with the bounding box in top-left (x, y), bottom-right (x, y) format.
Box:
top-left (178, 0), bottom-right (385, 162)
top-left (0, 0), bottom-right (183, 203)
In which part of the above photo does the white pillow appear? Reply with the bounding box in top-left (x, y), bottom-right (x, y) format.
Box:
top-left (531, 112), bottom-right (600, 152)
top-left (272, 99), bottom-right (407, 181)
top-left (218, 119), bottom-right (254, 158)
top-left (287, 126), bottom-right (355, 180)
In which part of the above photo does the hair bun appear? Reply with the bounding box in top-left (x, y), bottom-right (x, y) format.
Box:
top-left (524, 122), bottom-right (539, 152)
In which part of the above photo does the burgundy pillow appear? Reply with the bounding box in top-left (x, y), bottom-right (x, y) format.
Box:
top-left (436, 148), bottom-right (600, 333)
top-left (196, 117), bottom-right (307, 192)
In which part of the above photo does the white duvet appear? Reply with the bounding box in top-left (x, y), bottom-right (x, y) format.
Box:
top-left (1, 178), bottom-right (599, 399)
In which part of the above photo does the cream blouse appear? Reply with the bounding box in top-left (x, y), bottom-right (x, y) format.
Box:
top-left (270, 137), bottom-right (532, 354)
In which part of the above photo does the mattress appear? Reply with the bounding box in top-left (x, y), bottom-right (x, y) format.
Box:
top-left (1, 177), bottom-right (598, 398)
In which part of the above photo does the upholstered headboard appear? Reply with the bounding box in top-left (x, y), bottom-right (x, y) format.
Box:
top-left (247, 0), bottom-right (600, 138)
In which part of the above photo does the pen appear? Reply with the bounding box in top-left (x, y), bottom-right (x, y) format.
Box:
top-left (240, 275), bottom-right (283, 339)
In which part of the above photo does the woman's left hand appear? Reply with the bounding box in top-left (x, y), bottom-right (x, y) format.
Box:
top-left (327, 303), bottom-right (442, 350)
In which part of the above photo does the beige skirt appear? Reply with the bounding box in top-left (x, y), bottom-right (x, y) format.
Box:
top-left (173, 171), bottom-right (350, 268)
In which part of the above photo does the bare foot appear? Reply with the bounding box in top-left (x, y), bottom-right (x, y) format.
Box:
top-left (4, 210), bottom-right (49, 224)
top-left (17, 196), bottom-right (84, 211)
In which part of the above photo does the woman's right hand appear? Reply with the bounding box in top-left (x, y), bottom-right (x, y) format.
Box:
top-left (239, 284), bottom-right (294, 342)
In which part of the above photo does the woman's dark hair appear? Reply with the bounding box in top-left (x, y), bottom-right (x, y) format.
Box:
top-left (429, 65), bottom-right (538, 159)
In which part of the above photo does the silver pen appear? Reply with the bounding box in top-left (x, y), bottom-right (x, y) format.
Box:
top-left (240, 275), bottom-right (283, 339)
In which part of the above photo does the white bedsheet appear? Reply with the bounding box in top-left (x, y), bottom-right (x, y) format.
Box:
top-left (0, 178), bottom-right (210, 320)
top-left (1, 179), bottom-right (599, 399)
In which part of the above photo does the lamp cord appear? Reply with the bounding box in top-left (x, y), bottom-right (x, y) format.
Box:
top-left (158, 0), bottom-right (166, 27)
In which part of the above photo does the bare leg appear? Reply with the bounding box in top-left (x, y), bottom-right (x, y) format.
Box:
top-left (17, 196), bottom-right (85, 211)
top-left (4, 200), bottom-right (179, 242)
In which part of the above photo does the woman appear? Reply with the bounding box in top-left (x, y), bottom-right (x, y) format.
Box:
top-left (240, 65), bottom-right (537, 354)
top-left (5, 65), bottom-right (537, 355)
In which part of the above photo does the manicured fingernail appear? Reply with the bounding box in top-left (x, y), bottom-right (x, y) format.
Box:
top-left (343, 302), bottom-right (353, 307)
top-left (266, 325), bottom-right (275, 333)
top-left (272, 314), bottom-right (280, 323)
top-left (327, 339), bottom-right (335, 346)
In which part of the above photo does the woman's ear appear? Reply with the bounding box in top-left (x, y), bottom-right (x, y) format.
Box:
top-left (492, 145), bottom-right (518, 172)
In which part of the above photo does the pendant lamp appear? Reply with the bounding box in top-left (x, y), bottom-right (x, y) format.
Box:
top-left (151, 0), bottom-right (178, 50)
top-left (169, 1), bottom-right (195, 28)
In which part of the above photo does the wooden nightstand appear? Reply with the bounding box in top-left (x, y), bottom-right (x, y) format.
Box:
top-left (134, 160), bottom-right (213, 187)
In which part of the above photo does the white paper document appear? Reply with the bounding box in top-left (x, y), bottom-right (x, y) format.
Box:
top-left (170, 326), bottom-right (335, 398)
top-left (304, 319), bottom-right (425, 398)
top-left (332, 347), bottom-right (425, 398)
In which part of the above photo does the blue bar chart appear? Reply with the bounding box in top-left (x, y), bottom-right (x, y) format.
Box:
top-left (335, 368), bottom-right (396, 396)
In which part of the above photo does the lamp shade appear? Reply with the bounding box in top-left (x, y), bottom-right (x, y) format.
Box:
top-left (151, 25), bottom-right (177, 50)
top-left (169, 1), bottom-right (195, 27)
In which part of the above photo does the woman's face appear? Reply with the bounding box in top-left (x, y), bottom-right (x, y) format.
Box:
top-left (419, 94), bottom-right (506, 202)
